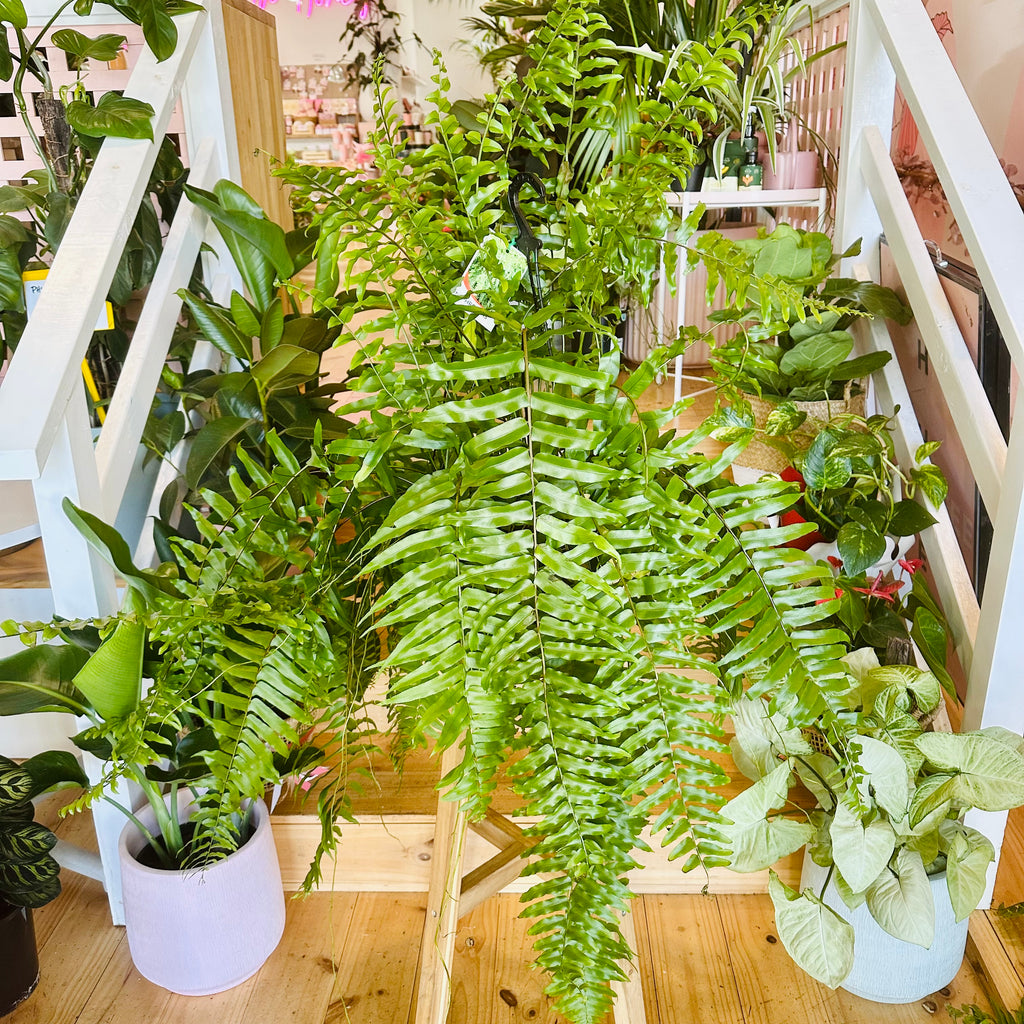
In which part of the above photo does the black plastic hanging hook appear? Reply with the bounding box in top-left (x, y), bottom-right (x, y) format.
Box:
top-left (507, 171), bottom-right (546, 256)
top-left (507, 172), bottom-right (547, 311)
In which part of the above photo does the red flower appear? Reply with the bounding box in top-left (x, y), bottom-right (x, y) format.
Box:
top-left (898, 558), bottom-right (924, 575)
top-left (780, 466), bottom-right (806, 491)
top-left (851, 572), bottom-right (904, 603)
top-left (779, 509), bottom-right (826, 550)
top-left (816, 587), bottom-right (844, 606)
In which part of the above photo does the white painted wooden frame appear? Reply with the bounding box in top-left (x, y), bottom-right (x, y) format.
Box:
top-left (837, 0), bottom-right (1024, 900)
top-left (0, 4), bottom-right (245, 922)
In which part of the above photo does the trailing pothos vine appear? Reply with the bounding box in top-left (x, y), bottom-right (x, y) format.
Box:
top-left (282, 2), bottom-right (853, 1020)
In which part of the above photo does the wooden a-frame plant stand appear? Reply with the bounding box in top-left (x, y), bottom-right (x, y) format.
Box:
top-left (408, 745), bottom-right (649, 1024)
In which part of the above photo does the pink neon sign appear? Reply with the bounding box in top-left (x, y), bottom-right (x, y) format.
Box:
top-left (248, 0), bottom-right (371, 19)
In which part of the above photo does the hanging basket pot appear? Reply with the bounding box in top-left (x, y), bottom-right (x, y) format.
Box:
top-left (118, 797), bottom-right (285, 996)
top-left (800, 851), bottom-right (969, 1003)
top-left (733, 384), bottom-right (867, 475)
top-left (0, 901), bottom-right (39, 1016)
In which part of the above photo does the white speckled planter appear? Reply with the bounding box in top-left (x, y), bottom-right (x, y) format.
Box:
top-left (118, 798), bottom-right (285, 996)
top-left (801, 851), bottom-right (968, 1003)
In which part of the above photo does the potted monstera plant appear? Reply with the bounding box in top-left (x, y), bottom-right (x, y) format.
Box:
top-left (0, 750), bottom-right (86, 1015)
top-left (721, 654), bottom-right (1024, 1001)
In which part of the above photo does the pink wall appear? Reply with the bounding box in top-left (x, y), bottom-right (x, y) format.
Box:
top-left (893, 0), bottom-right (1024, 264)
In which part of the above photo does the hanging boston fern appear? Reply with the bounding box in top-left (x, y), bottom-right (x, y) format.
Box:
top-left (282, 2), bottom-right (852, 1020)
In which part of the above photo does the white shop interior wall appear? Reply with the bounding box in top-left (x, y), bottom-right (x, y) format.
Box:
top-left (269, 0), bottom-right (489, 112)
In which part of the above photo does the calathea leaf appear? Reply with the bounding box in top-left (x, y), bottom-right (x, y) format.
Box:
top-left (865, 848), bottom-right (934, 946)
top-left (768, 871), bottom-right (854, 988)
top-left (66, 93), bottom-right (155, 140)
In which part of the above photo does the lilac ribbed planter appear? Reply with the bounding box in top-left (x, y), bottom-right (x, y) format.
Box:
top-left (118, 798), bottom-right (285, 995)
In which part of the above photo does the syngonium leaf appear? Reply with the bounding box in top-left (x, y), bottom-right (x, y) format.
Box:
top-left (865, 848), bottom-right (934, 946)
top-left (917, 732), bottom-right (1024, 811)
top-left (720, 762), bottom-right (814, 871)
top-left (943, 823), bottom-right (994, 922)
top-left (769, 871), bottom-right (854, 988)
top-left (829, 800), bottom-right (895, 894)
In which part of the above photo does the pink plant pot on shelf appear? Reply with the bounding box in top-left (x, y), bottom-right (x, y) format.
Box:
top-left (762, 150), bottom-right (821, 190)
top-left (118, 797), bottom-right (285, 996)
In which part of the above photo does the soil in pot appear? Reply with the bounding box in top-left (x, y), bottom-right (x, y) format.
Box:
top-left (0, 901), bottom-right (39, 1016)
top-left (134, 817), bottom-right (255, 871)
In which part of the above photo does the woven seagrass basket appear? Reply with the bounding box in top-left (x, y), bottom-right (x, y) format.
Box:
top-left (735, 382), bottom-right (867, 474)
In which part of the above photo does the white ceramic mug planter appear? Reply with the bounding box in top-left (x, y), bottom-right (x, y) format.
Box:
top-left (118, 797), bottom-right (285, 995)
top-left (800, 851), bottom-right (968, 1003)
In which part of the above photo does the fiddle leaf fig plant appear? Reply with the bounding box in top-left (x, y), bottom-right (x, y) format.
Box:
top-left (722, 655), bottom-right (1024, 989)
top-left (279, 3), bottom-right (857, 1020)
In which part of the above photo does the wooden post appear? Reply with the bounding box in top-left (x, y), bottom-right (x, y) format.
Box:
top-left (410, 744), bottom-right (468, 1024)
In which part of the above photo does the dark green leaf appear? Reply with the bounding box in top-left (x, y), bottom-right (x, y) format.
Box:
top-left (51, 29), bottom-right (126, 61)
top-left (66, 93), bottom-right (155, 140)
top-left (836, 521), bottom-right (887, 576)
top-left (887, 499), bottom-right (937, 537)
top-left (0, 645), bottom-right (90, 715)
top-left (185, 416), bottom-right (255, 490)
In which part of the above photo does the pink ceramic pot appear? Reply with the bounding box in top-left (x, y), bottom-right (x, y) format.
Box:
top-left (118, 797), bottom-right (285, 995)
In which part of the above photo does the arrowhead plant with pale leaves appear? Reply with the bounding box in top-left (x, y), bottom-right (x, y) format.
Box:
top-left (722, 651), bottom-right (1024, 989)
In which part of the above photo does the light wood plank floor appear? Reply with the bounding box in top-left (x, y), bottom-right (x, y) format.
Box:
top-left (2, 787), bottom-right (1010, 1024)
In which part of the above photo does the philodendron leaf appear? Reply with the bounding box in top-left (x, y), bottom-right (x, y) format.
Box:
top-left (72, 619), bottom-right (144, 721)
top-left (944, 825), bottom-right (994, 922)
top-left (768, 871), bottom-right (854, 988)
top-left (721, 762), bottom-right (814, 872)
top-left (0, 0), bottom-right (27, 29)
top-left (66, 93), bottom-right (155, 140)
top-left (50, 29), bottom-right (126, 61)
top-left (865, 848), bottom-right (934, 947)
top-left (917, 732), bottom-right (1024, 811)
top-left (853, 735), bottom-right (911, 819)
top-left (829, 800), bottom-right (895, 893)
top-left (778, 333), bottom-right (855, 376)
top-left (836, 521), bottom-right (886, 577)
